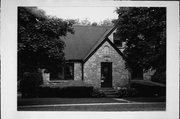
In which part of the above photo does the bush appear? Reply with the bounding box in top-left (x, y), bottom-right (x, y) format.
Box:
top-left (131, 83), bottom-right (166, 97)
top-left (38, 83), bottom-right (93, 97)
top-left (151, 71), bottom-right (166, 84)
top-left (117, 87), bottom-right (138, 98)
top-left (91, 89), bottom-right (105, 98)
top-left (19, 72), bottom-right (43, 98)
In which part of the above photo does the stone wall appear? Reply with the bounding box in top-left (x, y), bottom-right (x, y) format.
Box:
top-left (74, 63), bottom-right (82, 81)
top-left (84, 41), bottom-right (130, 88)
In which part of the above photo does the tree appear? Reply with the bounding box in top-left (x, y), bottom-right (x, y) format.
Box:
top-left (91, 22), bottom-right (98, 26)
top-left (18, 7), bottom-right (74, 78)
top-left (80, 18), bottom-right (91, 26)
top-left (115, 7), bottom-right (166, 82)
top-left (99, 19), bottom-right (114, 26)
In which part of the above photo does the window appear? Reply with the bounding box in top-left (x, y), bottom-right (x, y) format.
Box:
top-left (50, 65), bottom-right (64, 80)
top-left (113, 33), bottom-right (122, 47)
top-left (65, 63), bottom-right (74, 80)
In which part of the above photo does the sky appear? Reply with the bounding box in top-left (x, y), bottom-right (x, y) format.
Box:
top-left (38, 7), bottom-right (118, 23)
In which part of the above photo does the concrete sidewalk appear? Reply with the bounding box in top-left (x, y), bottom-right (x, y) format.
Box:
top-left (18, 98), bottom-right (128, 106)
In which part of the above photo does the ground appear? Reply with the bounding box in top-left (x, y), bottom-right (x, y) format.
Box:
top-left (18, 97), bottom-right (165, 111)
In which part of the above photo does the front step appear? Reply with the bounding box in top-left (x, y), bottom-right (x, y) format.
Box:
top-left (99, 88), bottom-right (119, 98)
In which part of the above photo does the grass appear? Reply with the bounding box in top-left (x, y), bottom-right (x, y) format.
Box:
top-left (130, 80), bottom-right (166, 87)
top-left (130, 80), bottom-right (166, 97)
top-left (123, 96), bottom-right (166, 102)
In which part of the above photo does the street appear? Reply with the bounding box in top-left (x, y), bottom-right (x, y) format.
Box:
top-left (18, 97), bottom-right (166, 111)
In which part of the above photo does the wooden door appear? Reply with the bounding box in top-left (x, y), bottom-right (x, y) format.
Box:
top-left (101, 62), bottom-right (112, 87)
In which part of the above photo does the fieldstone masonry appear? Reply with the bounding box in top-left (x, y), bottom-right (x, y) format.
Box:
top-left (84, 41), bottom-right (130, 88)
top-left (74, 63), bottom-right (82, 81)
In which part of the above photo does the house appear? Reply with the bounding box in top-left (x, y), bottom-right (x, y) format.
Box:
top-left (42, 25), bottom-right (131, 89)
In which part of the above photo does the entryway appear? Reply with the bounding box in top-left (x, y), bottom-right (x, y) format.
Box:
top-left (101, 62), bottom-right (112, 87)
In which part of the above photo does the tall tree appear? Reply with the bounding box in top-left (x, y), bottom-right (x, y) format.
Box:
top-left (18, 7), bottom-right (74, 77)
top-left (115, 7), bottom-right (166, 82)
top-left (80, 18), bottom-right (91, 26)
top-left (99, 19), bottom-right (114, 26)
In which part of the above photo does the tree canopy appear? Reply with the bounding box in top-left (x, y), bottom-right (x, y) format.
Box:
top-left (115, 7), bottom-right (166, 80)
top-left (18, 7), bottom-right (74, 75)
top-left (67, 18), bottom-right (114, 26)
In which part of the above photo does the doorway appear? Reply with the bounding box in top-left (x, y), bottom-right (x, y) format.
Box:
top-left (101, 62), bottom-right (112, 87)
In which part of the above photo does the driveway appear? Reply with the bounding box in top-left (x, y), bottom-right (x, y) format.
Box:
top-left (18, 97), bottom-right (166, 111)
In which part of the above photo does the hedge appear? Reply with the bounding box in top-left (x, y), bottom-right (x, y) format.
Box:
top-left (38, 84), bottom-right (94, 98)
top-left (131, 83), bottom-right (166, 97)
top-left (19, 72), bottom-right (43, 98)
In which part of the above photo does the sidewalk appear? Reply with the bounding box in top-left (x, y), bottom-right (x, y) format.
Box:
top-left (18, 98), bottom-right (127, 106)
top-left (18, 97), bottom-right (166, 111)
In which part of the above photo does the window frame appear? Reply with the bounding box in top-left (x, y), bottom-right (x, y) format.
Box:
top-left (113, 33), bottom-right (122, 47)
top-left (64, 62), bottom-right (74, 80)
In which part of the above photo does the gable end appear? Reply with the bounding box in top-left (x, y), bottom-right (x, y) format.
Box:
top-left (84, 37), bottom-right (126, 63)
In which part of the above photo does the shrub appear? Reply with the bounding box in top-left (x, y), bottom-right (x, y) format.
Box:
top-left (38, 83), bottom-right (94, 98)
top-left (117, 87), bottom-right (138, 98)
top-left (151, 71), bottom-right (166, 84)
top-left (91, 89), bottom-right (105, 98)
top-left (131, 83), bottom-right (166, 97)
top-left (19, 72), bottom-right (43, 98)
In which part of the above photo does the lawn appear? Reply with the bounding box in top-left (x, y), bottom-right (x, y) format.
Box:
top-left (130, 80), bottom-right (166, 97)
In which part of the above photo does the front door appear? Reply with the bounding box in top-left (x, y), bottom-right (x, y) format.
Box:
top-left (101, 62), bottom-right (112, 87)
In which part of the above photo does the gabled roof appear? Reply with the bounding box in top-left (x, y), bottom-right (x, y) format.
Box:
top-left (83, 26), bottom-right (117, 61)
top-left (61, 25), bottom-right (113, 60)
top-left (84, 37), bottom-right (126, 62)
top-left (61, 25), bottom-right (125, 62)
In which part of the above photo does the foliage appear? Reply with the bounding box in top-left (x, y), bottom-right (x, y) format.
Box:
top-left (39, 83), bottom-right (93, 97)
top-left (91, 89), bottom-right (106, 98)
top-left (115, 7), bottom-right (166, 79)
top-left (18, 7), bottom-right (74, 76)
top-left (67, 18), bottom-right (114, 26)
top-left (91, 22), bottom-right (98, 26)
top-left (117, 87), bottom-right (138, 98)
top-left (19, 72), bottom-right (43, 98)
top-left (151, 71), bottom-right (166, 84)
top-left (99, 19), bottom-right (114, 26)
top-left (131, 82), bottom-right (166, 97)
top-left (79, 18), bottom-right (91, 26)
top-left (41, 80), bottom-right (92, 88)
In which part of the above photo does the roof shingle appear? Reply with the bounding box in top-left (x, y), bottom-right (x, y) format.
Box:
top-left (61, 25), bottom-right (113, 60)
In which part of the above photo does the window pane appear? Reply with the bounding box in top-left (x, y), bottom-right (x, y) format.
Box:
top-left (50, 65), bottom-right (64, 80)
top-left (113, 33), bottom-right (122, 47)
top-left (65, 63), bottom-right (74, 80)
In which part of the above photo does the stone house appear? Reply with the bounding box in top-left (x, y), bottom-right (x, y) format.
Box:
top-left (43, 25), bottom-right (131, 89)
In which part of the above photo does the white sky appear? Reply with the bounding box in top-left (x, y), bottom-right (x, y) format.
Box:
top-left (38, 7), bottom-right (118, 23)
